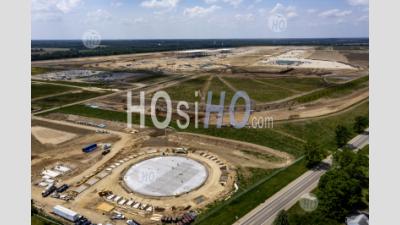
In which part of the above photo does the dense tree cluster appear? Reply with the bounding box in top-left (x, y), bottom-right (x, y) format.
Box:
top-left (335, 125), bottom-right (352, 148)
top-left (353, 116), bottom-right (368, 133)
top-left (304, 141), bottom-right (326, 168)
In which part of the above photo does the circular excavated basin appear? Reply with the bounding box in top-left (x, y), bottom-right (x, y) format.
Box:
top-left (123, 156), bottom-right (208, 197)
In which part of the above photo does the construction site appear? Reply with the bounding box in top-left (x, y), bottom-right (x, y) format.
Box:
top-left (31, 45), bottom-right (369, 225)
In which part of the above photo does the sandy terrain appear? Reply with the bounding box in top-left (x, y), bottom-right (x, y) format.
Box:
top-left (32, 126), bottom-right (77, 145)
top-left (261, 49), bottom-right (355, 70)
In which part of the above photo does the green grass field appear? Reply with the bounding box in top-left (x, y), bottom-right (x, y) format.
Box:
top-left (274, 101), bottom-right (369, 152)
top-left (161, 76), bottom-right (208, 102)
top-left (32, 91), bottom-right (109, 110)
top-left (31, 215), bottom-right (60, 225)
top-left (38, 80), bottom-right (115, 88)
top-left (256, 77), bottom-right (326, 92)
top-left (159, 76), bottom-right (237, 104)
top-left (32, 83), bottom-right (76, 99)
top-left (207, 76), bottom-right (236, 104)
top-left (293, 76), bottom-right (368, 104)
top-left (224, 77), bottom-right (296, 102)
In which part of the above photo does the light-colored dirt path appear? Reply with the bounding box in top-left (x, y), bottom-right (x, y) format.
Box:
top-left (217, 76), bottom-right (238, 93)
top-left (32, 90), bottom-right (83, 101)
top-left (200, 75), bottom-right (213, 104)
top-left (176, 132), bottom-right (295, 168)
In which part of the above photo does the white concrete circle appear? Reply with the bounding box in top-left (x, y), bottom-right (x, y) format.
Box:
top-left (123, 156), bottom-right (208, 197)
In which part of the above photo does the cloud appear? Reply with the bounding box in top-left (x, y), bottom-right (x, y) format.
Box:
top-left (32, 0), bottom-right (83, 21)
top-left (31, 0), bottom-right (82, 14)
top-left (184, 5), bottom-right (220, 18)
top-left (86, 9), bottom-right (112, 23)
top-left (111, 0), bottom-right (123, 7)
top-left (141, 0), bottom-right (180, 9)
top-left (270, 3), bottom-right (298, 19)
top-left (121, 18), bottom-right (146, 26)
top-left (307, 8), bottom-right (317, 14)
top-left (235, 13), bottom-right (255, 22)
top-left (357, 15), bottom-right (369, 22)
top-left (32, 12), bottom-right (62, 22)
top-left (56, 0), bottom-right (82, 13)
top-left (223, 0), bottom-right (243, 7)
top-left (319, 9), bottom-right (352, 18)
top-left (347, 0), bottom-right (369, 6)
top-left (204, 0), bottom-right (218, 4)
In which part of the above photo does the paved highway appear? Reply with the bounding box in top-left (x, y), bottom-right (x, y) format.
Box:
top-left (234, 159), bottom-right (330, 225)
top-left (235, 130), bottom-right (369, 225)
top-left (348, 130), bottom-right (369, 151)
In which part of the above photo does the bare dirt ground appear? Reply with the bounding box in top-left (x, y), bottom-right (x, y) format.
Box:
top-left (32, 126), bottom-right (77, 145)
top-left (32, 46), bottom-right (364, 76)
top-left (170, 132), bottom-right (293, 169)
top-left (32, 116), bottom-right (294, 224)
top-left (31, 119), bottom-right (122, 181)
top-left (307, 49), bottom-right (349, 63)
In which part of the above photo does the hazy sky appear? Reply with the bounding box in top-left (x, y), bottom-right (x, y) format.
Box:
top-left (32, 0), bottom-right (369, 39)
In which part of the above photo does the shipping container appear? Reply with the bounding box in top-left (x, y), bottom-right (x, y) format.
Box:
top-left (82, 143), bottom-right (97, 153)
top-left (53, 205), bottom-right (80, 222)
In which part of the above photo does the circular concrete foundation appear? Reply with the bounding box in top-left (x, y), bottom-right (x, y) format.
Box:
top-left (123, 156), bottom-right (208, 197)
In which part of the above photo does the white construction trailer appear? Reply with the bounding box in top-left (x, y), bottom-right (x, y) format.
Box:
top-left (53, 205), bottom-right (80, 222)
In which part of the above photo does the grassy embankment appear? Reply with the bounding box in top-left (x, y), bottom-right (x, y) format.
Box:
top-left (293, 76), bottom-right (369, 104)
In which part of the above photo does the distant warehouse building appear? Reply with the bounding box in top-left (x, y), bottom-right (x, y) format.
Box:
top-left (177, 48), bottom-right (232, 58)
top-left (53, 205), bottom-right (80, 222)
